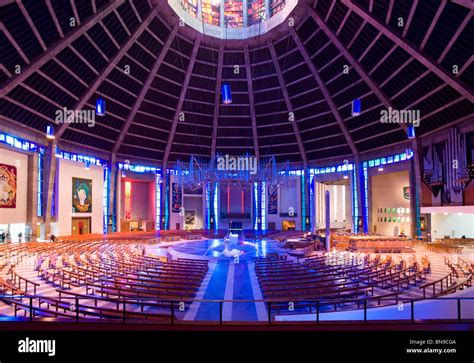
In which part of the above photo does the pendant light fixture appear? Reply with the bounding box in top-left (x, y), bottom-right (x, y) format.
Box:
top-left (221, 16), bottom-right (232, 104)
top-left (95, 10), bottom-right (106, 116)
top-left (221, 83), bottom-right (232, 104)
top-left (352, 99), bottom-right (361, 116)
top-left (95, 96), bottom-right (106, 116)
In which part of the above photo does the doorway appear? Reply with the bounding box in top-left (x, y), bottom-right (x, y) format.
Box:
top-left (72, 217), bottom-right (91, 235)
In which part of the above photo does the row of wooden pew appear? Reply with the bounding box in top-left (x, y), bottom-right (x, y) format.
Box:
top-left (255, 251), bottom-right (435, 315)
top-left (0, 239), bottom-right (208, 322)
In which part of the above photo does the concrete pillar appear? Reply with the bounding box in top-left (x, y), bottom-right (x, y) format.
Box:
top-left (354, 156), bottom-right (363, 233)
top-left (43, 140), bottom-right (57, 238)
top-left (325, 190), bottom-right (331, 251)
top-left (302, 170), bottom-right (310, 231)
top-left (161, 165), bottom-right (167, 230)
top-left (409, 139), bottom-right (422, 240)
top-left (26, 152), bottom-right (38, 241)
top-left (107, 154), bottom-right (116, 233)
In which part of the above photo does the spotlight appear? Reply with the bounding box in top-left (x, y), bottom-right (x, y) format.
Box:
top-left (221, 83), bottom-right (232, 104)
top-left (46, 125), bottom-right (55, 139)
top-left (378, 167), bottom-right (384, 172)
top-left (343, 175), bottom-right (348, 179)
top-left (95, 97), bottom-right (106, 116)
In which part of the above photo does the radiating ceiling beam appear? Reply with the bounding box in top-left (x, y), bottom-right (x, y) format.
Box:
top-left (0, 0), bottom-right (124, 98)
top-left (18, 1), bottom-right (47, 51)
top-left (210, 45), bottom-right (224, 162)
top-left (45, 0), bottom-right (64, 38)
top-left (385, 0), bottom-right (394, 24)
top-left (341, 0), bottom-right (473, 102)
top-left (402, 0), bottom-right (418, 37)
top-left (129, 1), bottom-right (142, 22)
top-left (267, 39), bottom-right (308, 167)
top-left (458, 55), bottom-right (472, 77)
top-left (290, 27), bottom-right (359, 156)
top-left (437, 10), bottom-right (472, 63)
top-left (244, 45), bottom-right (261, 161)
top-left (451, 0), bottom-right (474, 9)
top-left (309, 7), bottom-right (406, 133)
top-left (55, 9), bottom-right (156, 139)
top-left (420, 1), bottom-right (447, 50)
top-left (337, 9), bottom-right (351, 35)
top-left (325, 0), bottom-right (337, 21)
top-left (112, 26), bottom-right (179, 155)
top-left (70, 0), bottom-right (81, 25)
top-left (0, 23), bottom-right (30, 63)
top-left (162, 38), bottom-right (202, 169)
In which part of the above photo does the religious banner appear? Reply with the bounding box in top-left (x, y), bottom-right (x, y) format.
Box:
top-left (268, 185), bottom-right (278, 214)
top-left (72, 178), bottom-right (92, 213)
top-left (0, 163), bottom-right (17, 208)
top-left (403, 186), bottom-right (410, 200)
top-left (172, 183), bottom-right (182, 213)
top-left (124, 181), bottom-right (132, 219)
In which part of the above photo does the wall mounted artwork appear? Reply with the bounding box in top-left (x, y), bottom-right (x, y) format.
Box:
top-left (72, 177), bottom-right (92, 213)
top-left (0, 163), bottom-right (17, 208)
top-left (172, 183), bottom-right (182, 213)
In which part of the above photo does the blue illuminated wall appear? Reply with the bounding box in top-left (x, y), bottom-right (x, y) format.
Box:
top-left (103, 167), bottom-right (109, 234)
top-left (309, 170), bottom-right (315, 231)
top-left (213, 182), bottom-right (219, 230)
top-left (155, 174), bottom-right (162, 231)
top-left (253, 182), bottom-right (259, 231)
top-left (37, 149), bottom-right (44, 217)
top-left (301, 172), bottom-right (307, 231)
top-left (351, 166), bottom-right (359, 233)
top-left (205, 182), bottom-right (211, 230)
top-left (361, 162), bottom-right (369, 233)
top-left (261, 182), bottom-right (266, 231)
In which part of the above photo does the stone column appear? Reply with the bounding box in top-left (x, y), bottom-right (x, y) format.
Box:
top-left (43, 141), bottom-right (57, 239)
top-left (354, 156), bottom-right (363, 233)
top-left (26, 152), bottom-right (38, 241)
top-left (161, 165), bottom-right (167, 230)
top-left (409, 140), bottom-right (422, 240)
top-left (107, 154), bottom-right (116, 233)
top-left (325, 190), bottom-right (330, 251)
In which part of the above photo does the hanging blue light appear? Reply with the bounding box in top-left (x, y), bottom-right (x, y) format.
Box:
top-left (85, 161), bottom-right (91, 170)
top-left (352, 99), bottom-right (361, 116)
top-left (221, 83), bottom-right (232, 104)
top-left (407, 125), bottom-right (415, 139)
top-left (46, 125), bottom-right (55, 139)
top-left (95, 96), bottom-right (106, 116)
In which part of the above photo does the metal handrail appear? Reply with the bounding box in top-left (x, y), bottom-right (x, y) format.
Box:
top-left (0, 295), bottom-right (472, 325)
